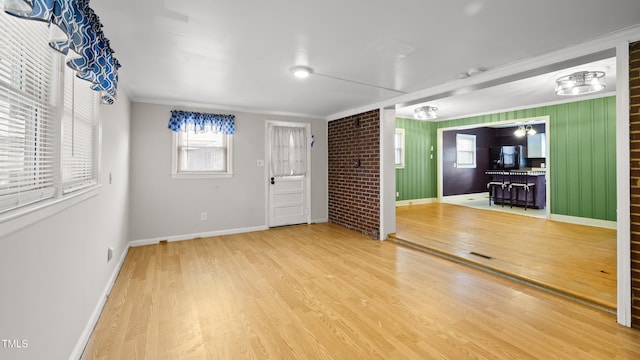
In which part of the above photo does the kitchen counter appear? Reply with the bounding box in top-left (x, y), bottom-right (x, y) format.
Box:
top-left (485, 170), bottom-right (546, 209)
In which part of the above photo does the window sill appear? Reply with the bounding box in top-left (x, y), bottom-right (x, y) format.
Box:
top-left (0, 185), bottom-right (101, 238)
top-left (171, 173), bottom-right (233, 179)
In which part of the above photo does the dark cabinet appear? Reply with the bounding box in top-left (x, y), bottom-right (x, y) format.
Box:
top-left (487, 171), bottom-right (546, 209)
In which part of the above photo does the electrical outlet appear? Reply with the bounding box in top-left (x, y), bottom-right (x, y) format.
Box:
top-left (107, 247), bottom-right (114, 262)
top-left (396, 192), bottom-right (399, 197)
top-left (201, 212), bottom-right (207, 220)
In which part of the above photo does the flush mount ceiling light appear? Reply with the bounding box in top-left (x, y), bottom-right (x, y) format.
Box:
top-left (290, 65), bottom-right (314, 79)
top-left (414, 106), bottom-right (438, 120)
top-left (514, 124), bottom-right (536, 137)
top-left (288, 64), bottom-right (406, 94)
top-left (555, 71), bottom-right (606, 96)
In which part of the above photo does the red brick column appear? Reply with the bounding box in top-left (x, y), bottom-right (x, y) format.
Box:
top-left (328, 109), bottom-right (380, 238)
top-left (630, 40), bottom-right (640, 328)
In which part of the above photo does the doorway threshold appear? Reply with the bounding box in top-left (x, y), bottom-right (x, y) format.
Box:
top-left (389, 235), bottom-right (615, 315)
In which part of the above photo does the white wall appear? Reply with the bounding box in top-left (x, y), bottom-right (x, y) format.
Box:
top-left (0, 92), bottom-right (131, 360)
top-left (129, 102), bottom-right (328, 242)
top-left (380, 108), bottom-right (396, 240)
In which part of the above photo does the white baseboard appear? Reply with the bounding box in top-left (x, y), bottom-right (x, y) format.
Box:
top-left (549, 214), bottom-right (617, 229)
top-left (442, 192), bottom-right (489, 202)
top-left (130, 225), bottom-right (270, 247)
top-left (69, 224), bottom-right (275, 358)
top-left (311, 217), bottom-right (328, 223)
top-left (396, 198), bottom-right (437, 207)
top-left (69, 243), bottom-right (130, 360)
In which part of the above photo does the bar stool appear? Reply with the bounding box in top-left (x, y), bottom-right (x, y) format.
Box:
top-left (487, 171), bottom-right (508, 207)
top-left (508, 171), bottom-right (536, 210)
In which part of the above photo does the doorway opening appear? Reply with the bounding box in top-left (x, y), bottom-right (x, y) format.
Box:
top-left (390, 54), bottom-right (619, 312)
top-left (437, 117), bottom-right (550, 219)
top-left (266, 121), bottom-right (311, 228)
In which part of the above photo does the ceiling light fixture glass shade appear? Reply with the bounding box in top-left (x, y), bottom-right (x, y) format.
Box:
top-left (414, 106), bottom-right (438, 120)
top-left (290, 66), bottom-right (314, 79)
top-left (514, 124), bottom-right (536, 137)
top-left (555, 71), bottom-right (606, 96)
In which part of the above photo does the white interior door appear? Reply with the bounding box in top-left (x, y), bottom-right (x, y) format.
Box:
top-left (267, 122), bottom-right (310, 227)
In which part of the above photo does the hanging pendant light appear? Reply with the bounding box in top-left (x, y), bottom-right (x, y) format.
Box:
top-left (514, 124), bottom-right (536, 137)
top-left (555, 71), bottom-right (606, 96)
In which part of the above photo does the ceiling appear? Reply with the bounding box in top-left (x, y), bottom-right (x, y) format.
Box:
top-left (91, 0), bottom-right (640, 120)
top-left (397, 56), bottom-right (617, 121)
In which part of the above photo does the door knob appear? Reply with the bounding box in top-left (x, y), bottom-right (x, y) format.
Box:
top-left (270, 177), bottom-right (275, 185)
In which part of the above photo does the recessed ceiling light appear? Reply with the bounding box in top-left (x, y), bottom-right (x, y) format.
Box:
top-left (290, 66), bottom-right (314, 79)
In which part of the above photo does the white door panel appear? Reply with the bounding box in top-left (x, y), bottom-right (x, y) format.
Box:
top-left (267, 122), bottom-right (310, 227)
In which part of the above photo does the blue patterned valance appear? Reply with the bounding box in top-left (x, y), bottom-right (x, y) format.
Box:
top-left (4, 0), bottom-right (121, 104)
top-left (168, 110), bottom-right (235, 134)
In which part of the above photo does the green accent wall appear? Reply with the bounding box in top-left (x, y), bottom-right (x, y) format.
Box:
top-left (396, 96), bottom-right (617, 221)
top-left (395, 118), bottom-right (437, 201)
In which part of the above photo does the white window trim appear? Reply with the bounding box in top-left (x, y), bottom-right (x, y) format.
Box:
top-left (456, 133), bottom-right (477, 169)
top-left (0, 12), bottom-right (101, 226)
top-left (170, 132), bottom-right (234, 179)
top-left (0, 61), bottom-right (102, 225)
top-left (0, 185), bottom-right (100, 238)
top-left (395, 128), bottom-right (405, 169)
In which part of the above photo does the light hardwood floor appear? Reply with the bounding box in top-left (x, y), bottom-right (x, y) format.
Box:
top-left (393, 203), bottom-right (617, 310)
top-left (81, 223), bottom-right (638, 359)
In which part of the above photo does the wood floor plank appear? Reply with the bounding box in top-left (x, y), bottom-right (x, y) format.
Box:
top-left (394, 203), bottom-right (616, 309)
top-left (82, 223), bottom-right (637, 359)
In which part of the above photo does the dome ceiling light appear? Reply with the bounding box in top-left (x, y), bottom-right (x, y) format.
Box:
top-left (287, 64), bottom-right (406, 94)
top-left (290, 66), bottom-right (314, 79)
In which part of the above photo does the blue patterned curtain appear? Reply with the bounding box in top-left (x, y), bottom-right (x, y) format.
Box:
top-left (168, 110), bottom-right (235, 134)
top-left (4, 0), bottom-right (121, 104)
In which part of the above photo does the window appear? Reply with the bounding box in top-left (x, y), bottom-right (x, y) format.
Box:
top-left (0, 10), bottom-right (100, 216)
top-left (270, 125), bottom-right (307, 177)
top-left (395, 128), bottom-right (405, 169)
top-left (172, 131), bottom-right (233, 178)
top-left (456, 134), bottom-right (476, 168)
top-left (62, 68), bottom-right (98, 193)
top-left (0, 14), bottom-right (57, 213)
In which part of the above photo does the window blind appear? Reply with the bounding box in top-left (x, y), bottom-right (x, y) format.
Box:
top-left (61, 67), bottom-right (97, 193)
top-left (177, 131), bottom-right (227, 172)
top-left (0, 12), bottom-right (56, 213)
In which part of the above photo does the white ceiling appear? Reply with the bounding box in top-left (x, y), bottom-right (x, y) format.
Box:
top-left (397, 56), bottom-right (618, 121)
top-left (91, 0), bottom-right (640, 120)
